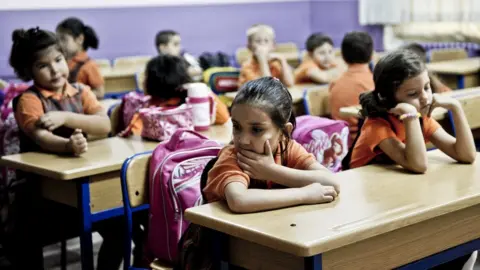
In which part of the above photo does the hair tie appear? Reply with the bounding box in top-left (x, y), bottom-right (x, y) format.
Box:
top-left (377, 92), bottom-right (385, 101)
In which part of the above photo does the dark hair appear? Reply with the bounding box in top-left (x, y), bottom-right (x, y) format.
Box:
top-left (359, 49), bottom-right (426, 118)
top-left (144, 54), bottom-right (191, 100)
top-left (305, 33), bottom-right (334, 53)
top-left (56, 17), bottom-right (99, 50)
top-left (9, 27), bottom-right (64, 81)
top-left (155, 30), bottom-right (178, 52)
top-left (401, 43), bottom-right (427, 63)
top-left (341, 31), bottom-right (374, 64)
top-left (232, 77), bottom-right (296, 158)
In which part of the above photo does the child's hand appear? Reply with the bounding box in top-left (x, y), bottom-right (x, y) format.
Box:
top-left (237, 140), bottom-right (276, 180)
top-left (428, 93), bottom-right (460, 116)
top-left (37, 111), bottom-right (67, 131)
top-left (301, 183), bottom-right (338, 204)
top-left (254, 46), bottom-right (270, 60)
top-left (389, 103), bottom-right (417, 116)
top-left (66, 129), bottom-right (88, 156)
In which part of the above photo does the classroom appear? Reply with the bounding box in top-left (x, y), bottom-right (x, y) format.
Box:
top-left (0, 0), bottom-right (480, 269)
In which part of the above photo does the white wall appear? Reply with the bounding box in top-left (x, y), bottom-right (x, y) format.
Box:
top-left (1, 0), bottom-right (304, 10)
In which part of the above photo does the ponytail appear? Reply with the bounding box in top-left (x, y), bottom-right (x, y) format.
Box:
top-left (359, 91), bottom-right (389, 118)
top-left (82, 25), bottom-right (99, 50)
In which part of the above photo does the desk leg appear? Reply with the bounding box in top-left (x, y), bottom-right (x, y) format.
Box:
top-left (304, 255), bottom-right (322, 270)
top-left (77, 177), bottom-right (94, 270)
top-left (457, 75), bottom-right (465, 89)
top-left (213, 231), bottom-right (230, 270)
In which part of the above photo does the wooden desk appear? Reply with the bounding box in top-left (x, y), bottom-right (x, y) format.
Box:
top-left (102, 69), bottom-right (138, 94)
top-left (224, 84), bottom-right (318, 104)
top-left (0, 137), bottom-right (158, 270)
top-left (199, 120), bottom-right (232, 145)
top-left (186, 151), bottom-right (480, 269)
top-left (427, 57), bottom-right (480, 89)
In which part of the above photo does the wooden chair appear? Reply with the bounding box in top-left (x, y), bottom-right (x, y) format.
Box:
top-left (108, 103), bottom-right (122, 136)
top-left (120, 152), bottom-right (172, 270)
top-left (113, 56), bottom-right (152, 71)
top-left (0, 78), bottom-right (8, 90)
top-left (94, 59), bottom-right (111, 70)
top-left (302, 85), bottom-right (330, 116)
top-left (429, 49), bottom-right (468, 63)
top-left (235, 42), bottom-right (300, 66)
top-left (235, 47), bottom-right (250, 66)
top-left (275, 42), bottom-right (298, 54)
top-left (135, 71), bottom-right (146, 92)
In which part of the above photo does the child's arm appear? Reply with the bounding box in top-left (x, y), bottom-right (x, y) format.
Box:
top-left (378, 103), bottom-right (428, 173)
top-left (429, 94), bottom-right (476, 163)
top-left (237, 141), bottom-right (340, 191)
top-left (307, 68), bottom-right (338, 84)
top-left (30, 128), bottom-right (87, 155)
top-left (37, 111), bottom-right (111, 136)
top-left (269, 54), bottom-right (294, 87)
top-left (91, 86), bottom-right (105, 100)
top-left (224, 181), bottom-right (336, 213)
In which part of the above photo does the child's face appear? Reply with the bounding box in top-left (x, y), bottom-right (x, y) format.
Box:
top-left (248, 31), bottom-right (275, 54)
top-left (56, 30), bottom-right (83, 58)
top-left (159, 35), bottom-right (182, 56)
top-left (231, 104), bottom-right (288, 155)
top-left (311, 43), bottom-right (334, 69)
top-left (31, 46), bottom-right (69, 91)
top-left (394, 70), bottom-right (433, 116)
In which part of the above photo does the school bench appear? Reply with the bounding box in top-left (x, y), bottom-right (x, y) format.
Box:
top-left (426, 57), bottom-right (480, 89)
top-left (186, 150), bottom-right (480, 269)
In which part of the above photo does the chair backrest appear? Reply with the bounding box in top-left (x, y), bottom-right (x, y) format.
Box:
top-left (113, 55), bottom-right (153, 71)
top-left (135, 71), bottom-right (146, 92)
top-left (458, 94), bottom-right (480, 129)
top-left (94, 59), bottom-right (111, 70)
top-left (122, 152), bottom-right (152, 208)
top-left (303, 85), bottom-right (330, 116)
top-left (235, 42), bottom-right (300, 66)
top-left (429, 49), bottom-right (468, 63)
top-left (235, 47), bottom-right (250, 66)
top-left (0, 79), bottom-right (7, 90)
top-left (275, 42), bottom-right (298, 53)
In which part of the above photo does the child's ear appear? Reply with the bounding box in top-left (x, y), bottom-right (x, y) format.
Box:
top-left (284, 122), bottom-right (293, 137)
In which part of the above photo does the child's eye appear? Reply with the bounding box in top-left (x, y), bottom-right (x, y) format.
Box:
top-left (56, 57), bottom-right (63, 62)
top-left (407, 92), bottom-right (418, 97)
top-left (252, 127), bottom-right (264, 134)
top-left (233, 124), bottom-right (241, 132)
top-left (36, 64), bottom-right (47, 69)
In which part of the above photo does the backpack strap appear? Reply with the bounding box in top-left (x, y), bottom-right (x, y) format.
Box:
top-left (68, 58), bottom-right (90, 83)
top-left (200, 157), bottom-right (218, 202)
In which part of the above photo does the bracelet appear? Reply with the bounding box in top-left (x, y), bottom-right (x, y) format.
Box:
top-left (399, 112), bottom-right (421, 121)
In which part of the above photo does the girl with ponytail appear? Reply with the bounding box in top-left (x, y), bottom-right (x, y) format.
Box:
top-left (56, 17), bottom-right (104, 99)
top-left (347, 49), bottom-right (475, 173)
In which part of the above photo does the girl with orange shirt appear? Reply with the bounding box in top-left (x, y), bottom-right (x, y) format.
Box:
top-left (347, 49), bottom-right (475, 173)
top-left (203, 77), bottom-right (339, 213)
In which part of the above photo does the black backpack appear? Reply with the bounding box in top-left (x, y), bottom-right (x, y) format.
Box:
top-left (199, 52), bottom-right (231, 70)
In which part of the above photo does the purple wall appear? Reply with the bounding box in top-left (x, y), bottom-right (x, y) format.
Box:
top-left (0, 0), bottom-right (382, 78)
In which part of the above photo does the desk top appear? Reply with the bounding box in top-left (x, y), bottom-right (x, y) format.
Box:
top-left (225, 84), bottom-right (319, 104)
top-left (0, 137), bottom-right (158, 180)
top-left (186, 150), bottom-right (480, 257)
top-left (199, 120), bottom-right (232, 145)
top-left (339, 87), bottom-right (480, 120)
top-left (427, 57), bottom-right (480, 75)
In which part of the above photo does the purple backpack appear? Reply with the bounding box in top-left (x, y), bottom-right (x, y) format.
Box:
top-left (293, 115), bottom-right (349, 172)
top-left (147, 129), bottom-right (222, 263)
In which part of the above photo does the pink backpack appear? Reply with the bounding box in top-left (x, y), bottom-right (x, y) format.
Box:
top-left (139, 105), bottom-right (194, 141)
top-left (1, 82), bottom-right (29, 121)
top-left (292, 115), bottom-right (349, 172)
top-left (121, 91), bottom-right (150, 129)
top-left (147, 129), bottom-right (222, 263)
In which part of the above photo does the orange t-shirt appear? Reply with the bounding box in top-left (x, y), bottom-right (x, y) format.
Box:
top-left (128, 94), bottom-right (230, 135)
top-left (329, 64), bottom-right (374, 145)
top-left (294, 58), bottom-right (337, 84)
top-left (350, 114), bottom-right (441, 169)
top-left (238, 57), bottom-right (291, 87)
top-left (68, 51), bottom-right (105, 89)
top-left (15, 83), bottom-right (103, 134)
top-left (203, 140), bottom-right (317, 202)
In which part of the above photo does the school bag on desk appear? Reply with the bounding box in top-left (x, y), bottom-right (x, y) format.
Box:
top-left (146, 129), bottom-right (222, 264)
top-left (293, 115), bottom-right (349, 172)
